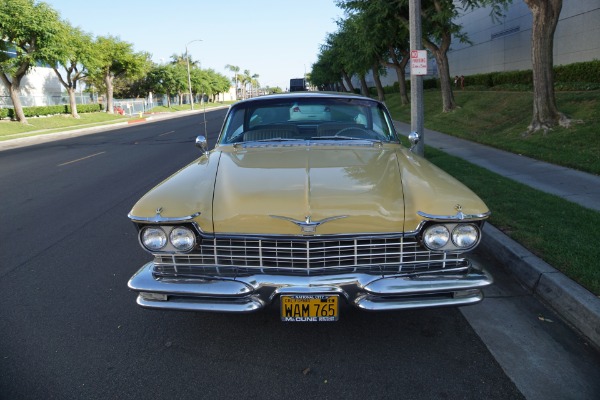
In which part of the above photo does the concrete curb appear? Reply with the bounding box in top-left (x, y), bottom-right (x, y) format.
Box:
top-left (480, 223), bottom-right (600, 350)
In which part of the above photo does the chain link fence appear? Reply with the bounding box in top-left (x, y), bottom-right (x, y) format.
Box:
top-left (0, 93), bottom-right (98, 108)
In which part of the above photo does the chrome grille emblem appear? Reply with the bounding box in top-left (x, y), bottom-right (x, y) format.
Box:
top-left (270, 215), bottom-right (348, 234)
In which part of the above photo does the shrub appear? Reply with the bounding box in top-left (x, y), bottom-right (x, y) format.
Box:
top-left (555, 60), bottom-right (600, 83)
top-left (68, 104), bottom-right (103, 113)
top-left (0, 108), bottom-right (8, 119)
top-left (461, 60), bottom-right (600, 91)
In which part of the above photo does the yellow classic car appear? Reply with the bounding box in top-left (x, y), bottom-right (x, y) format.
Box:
top-left (128, 92), bottom-right (492, 321)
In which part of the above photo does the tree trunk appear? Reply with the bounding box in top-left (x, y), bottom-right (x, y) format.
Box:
top-left (423, 31), bottom-right (456, 112)
top-left (342, 71), bottom-right (355, 93)
top-left (1, 73), bottom-right (28, 124)
top-left (372, 63), bottom-right (385, 102)
top-left (385, 47), bottom-right (409, 105)
top-left (104, 73), bottom-right (114, 114)
top-left (67, 87), bottom-right (79, 118)
top-left (53, 67), bottom-right (79, 118)
top-left (359, 74), bottom-right (369, 96)
top-left (426, 46), bottom-right (455, 112)
top-left (524, 0), bottom-right (568, 133)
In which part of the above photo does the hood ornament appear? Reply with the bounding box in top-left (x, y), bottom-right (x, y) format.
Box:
top-left (270, 215), bottom-right (348, 234)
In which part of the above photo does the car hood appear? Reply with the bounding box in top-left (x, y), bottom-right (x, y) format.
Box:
top-left (129, 144), bottom-right (489, 235)
top-left (212, 145), bottom-right (405, 235)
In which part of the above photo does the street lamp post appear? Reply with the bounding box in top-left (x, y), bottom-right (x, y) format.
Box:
top-left (185, 39), bottom-right (202, 110)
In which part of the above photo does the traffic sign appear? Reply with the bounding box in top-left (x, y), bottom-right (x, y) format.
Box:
top-left (410, 50), bottom-right (428, 75)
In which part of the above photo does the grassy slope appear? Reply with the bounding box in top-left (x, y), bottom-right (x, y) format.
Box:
top-left (387, 90), bottom-right (600, 175)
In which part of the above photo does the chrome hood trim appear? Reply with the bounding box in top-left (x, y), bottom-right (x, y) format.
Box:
top-left (417, 210), bottom-right (491, 222)
top-left (128, 211), bottom-right (201, 223)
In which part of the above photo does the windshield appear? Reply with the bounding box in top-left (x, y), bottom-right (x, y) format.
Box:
top-left (219, 97), bottom-right (399, 144)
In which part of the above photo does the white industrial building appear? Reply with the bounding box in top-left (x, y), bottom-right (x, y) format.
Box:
top-left (353, 0), bottom-right (600, 88)
top-left (448, 0), bottom-right (600, 76)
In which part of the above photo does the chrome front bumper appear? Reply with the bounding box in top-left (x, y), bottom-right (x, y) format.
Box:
top-left (128, 259), bottom-right (493, 312)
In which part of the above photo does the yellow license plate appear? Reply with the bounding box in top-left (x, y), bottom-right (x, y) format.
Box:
top-left (280, 295), bottom-right (339, 322)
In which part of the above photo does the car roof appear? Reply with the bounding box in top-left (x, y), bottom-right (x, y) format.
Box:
top-left (235, 91), bottom-right (378, 105)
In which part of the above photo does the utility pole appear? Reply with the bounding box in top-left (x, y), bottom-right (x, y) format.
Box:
top-left (409, 0), bottom-right (425, 156)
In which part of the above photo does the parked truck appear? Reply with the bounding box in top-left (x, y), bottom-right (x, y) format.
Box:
top-left (289, 78), bottom-right (307, 92)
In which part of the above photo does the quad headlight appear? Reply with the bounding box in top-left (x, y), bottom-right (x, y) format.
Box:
top-left (422, 223), bottom-right (480, 252)
top-left (140, 226), bottom-right (196, 253)
top-left (423, 225), bottom-right (450, 250)
top-left (169, 227), bottom-right (196, 251)
top-left (451, 224), bottom-right (479, 248)
top-left (141, 227), bottom-right (168, 251)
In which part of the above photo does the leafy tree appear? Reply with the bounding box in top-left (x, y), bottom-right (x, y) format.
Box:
top-left (311, 45), bottom-right (346, 91)
top-left (145, 64), bottom-right (182, 107)
top-left (210, 70), bottom-right (232, 101)
top-left (169, 53), bottom-right (195, 104)
top-left (523, 0), bottom-right (572, 134)
top-left (86, 35), bottom-right (150, 113)
top-left (49, 23), bottom-right (96, 118)
top-left (198, 69), bottom-right (231, 102)
top-left (321, 31), bottom-right (357, 92)
top-left (0, 0), bottom-right (63, 123)
top-left (338, 0), bottom-right (510, 112)
top-left (335, 15), bottom-right (375, 96)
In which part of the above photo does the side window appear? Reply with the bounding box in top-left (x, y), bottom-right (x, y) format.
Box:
top-left (222, 107), bottom-right (245, 143)
top-left (371, 107), bottom-right (392, 138)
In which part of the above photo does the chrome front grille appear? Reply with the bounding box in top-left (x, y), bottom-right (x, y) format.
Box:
top-left (153, 235), bottom-right (466, 278)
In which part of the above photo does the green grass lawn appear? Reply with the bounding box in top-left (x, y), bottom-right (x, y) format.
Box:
top-left (386, 90), bottom-right (600, 175)
top-left (426, 147), bottom-right (600, 295)
top-left (0, 112), bottom-right (128, 139)
top-left (0, 101), bottom-right (234, 140)
top-left (386, 90), bottom-right (600, 295)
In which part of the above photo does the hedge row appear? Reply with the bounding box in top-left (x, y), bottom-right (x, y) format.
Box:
top-left (365, 60), bottom-right (600, 94)
top-left (0, 103), bottom-right (103, 120)
top-left (458, 60), bottom-right (600, 89)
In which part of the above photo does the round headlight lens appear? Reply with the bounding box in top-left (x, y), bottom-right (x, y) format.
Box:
top-left (141, 227), bottom-right (167, 251)
top-left (423, 225), bottom-right (450, 250)
top-left (169, 227), bottom-right (196, 251)
top-left (452, 224), bottom-right (479, 248)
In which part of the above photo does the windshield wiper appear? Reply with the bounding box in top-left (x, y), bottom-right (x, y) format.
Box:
top-left (310, 136), bottom-right (382, 144)
top-left (310, 135), bottom-right (363, 140)
top-left (253, 138), bottom-right (300, 142)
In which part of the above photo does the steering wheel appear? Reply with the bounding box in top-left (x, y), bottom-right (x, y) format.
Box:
top-left (335, 127), bottom-right (373, 138)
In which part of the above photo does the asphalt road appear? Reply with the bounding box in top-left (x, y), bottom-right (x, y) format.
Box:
top-left (1, 111), bottom-right (598, 399)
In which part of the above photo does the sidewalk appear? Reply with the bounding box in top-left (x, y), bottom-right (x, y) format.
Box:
top-left (394, 121), bottom-right (600, 350)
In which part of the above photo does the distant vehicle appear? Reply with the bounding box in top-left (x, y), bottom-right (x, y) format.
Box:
top-left (289, 78), bottom-right (307, 92)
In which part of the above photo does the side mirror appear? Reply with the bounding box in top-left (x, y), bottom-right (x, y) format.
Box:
top-left (195, 135), bottom-right (208, 153)
top-left (408, 131), bottom-right (420, 152)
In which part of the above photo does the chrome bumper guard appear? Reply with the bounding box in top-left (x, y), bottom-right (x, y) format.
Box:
top-left (128, 260), bottom-right (493, 312)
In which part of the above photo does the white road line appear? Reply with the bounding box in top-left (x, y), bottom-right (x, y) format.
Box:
top-left (58, 151), bottom-right (106, 166)
top-left (158, 131), bottom-right (175, 137)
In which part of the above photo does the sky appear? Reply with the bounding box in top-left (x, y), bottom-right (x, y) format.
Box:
top-left (44, 0), bottom-right (345, 90)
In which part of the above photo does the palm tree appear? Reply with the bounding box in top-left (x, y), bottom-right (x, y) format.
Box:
top-left (241, 69), bottom-right (252, 99)
top-left (225, 64), bottom-right (240, 100)
top-left (250, 73), bottom-right (259, 97)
